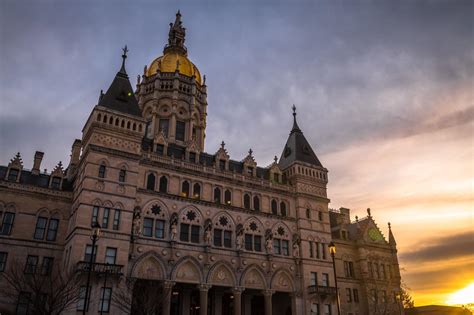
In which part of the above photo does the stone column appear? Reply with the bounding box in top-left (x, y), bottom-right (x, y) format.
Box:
top-left (199, 284), bottom-right (211, 315)
top-left (262, 290), bottom-right (274, 315)
top-left (170, 113), bottom-right (177, 141)
top-left (212, 291), bottom-right (223, 315)
top-left (232, 287), bottom-right (244, 315)
top-left (162, 281), bottom-right (175, 315)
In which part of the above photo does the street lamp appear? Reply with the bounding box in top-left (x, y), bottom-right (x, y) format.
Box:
top-left (328, 242), bottom-right (341, 315)
top-left (83, 222), bottom-right (101, 315)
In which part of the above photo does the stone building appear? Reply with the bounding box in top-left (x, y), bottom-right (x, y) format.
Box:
top-left (0, 11), bottom-right (403, 315)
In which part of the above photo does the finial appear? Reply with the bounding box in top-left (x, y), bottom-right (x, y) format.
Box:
top-left (248, 148), bottom-right (253, 156)
top-left (221, 141), bottom-right (225, 149)
top-left (292, 104), bottom-right (296, 117)
top-left (274, 156), bottom-right (278, 163)
top-left (388, 222), bottom-right (391, 230)
top-left (120, 45), bottom-right (128, 73)
top-left (203, 75), bottom-right (206, 84)
top-left (176, 10), bottom-right (181, 17)
top-left (355, 215), bottom-right (359, 222)
top-left (144, 65), bottom-right (148, 75)
top-left (137, 75), bottom-right (141, 85)
top-left (367, 208), bottom-right (371, 217)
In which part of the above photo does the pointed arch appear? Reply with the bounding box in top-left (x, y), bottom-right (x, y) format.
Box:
top-left (171, 256), bottom-right (203, 284)
top-left (131, 251), bottom-right (167, 280)
top-left (270, 269), bottom-right (295, 292)
top-left (240, 265), bottom-right (268, 289)
top-left (142, 199), bottom-right (169, 220)
top-left (207, 261), bottom-right (237, 287)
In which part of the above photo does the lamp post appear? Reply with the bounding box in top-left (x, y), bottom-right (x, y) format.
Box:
top-left (328, 242), bottom-right (341, 315)
top-left (83, 222), bottom-right (101, 315)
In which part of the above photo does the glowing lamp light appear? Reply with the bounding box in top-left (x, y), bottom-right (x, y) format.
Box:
top-left (328, 242), bottom-right (336, 255)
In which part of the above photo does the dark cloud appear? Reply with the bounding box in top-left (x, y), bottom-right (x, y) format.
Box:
top-left (400, 231), bottom-right (474, 263)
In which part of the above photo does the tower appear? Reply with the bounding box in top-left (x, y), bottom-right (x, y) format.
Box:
top-left (137, 11), bottom-right (207, 155)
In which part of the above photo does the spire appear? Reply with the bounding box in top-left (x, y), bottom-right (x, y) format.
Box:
top-left (388, 222), bottom-right (397, 246)
top-left (119, 45), bottom-right (128, 75)
top-left (164, 10), bottom-right (187, 56)
top-left (98, 47), bottom-right (142, 117)
top-left (278, 106), bottom-right (323, 169)
top-left (291, 104), bottom-right (301, 134)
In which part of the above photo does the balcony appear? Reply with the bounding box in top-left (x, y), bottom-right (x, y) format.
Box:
top-left (308, 285), bottom-right (337, 296)
top-left (76, 261), bottom-right (124, 275)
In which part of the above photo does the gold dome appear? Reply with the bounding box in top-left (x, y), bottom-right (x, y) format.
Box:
top-left (146, 52), bottom-right (202, 85)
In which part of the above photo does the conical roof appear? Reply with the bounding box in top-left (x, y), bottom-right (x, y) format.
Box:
top-left (98, 46), bottom-right (142, 117)
top-left (278, 106), bottom-right (323, 169)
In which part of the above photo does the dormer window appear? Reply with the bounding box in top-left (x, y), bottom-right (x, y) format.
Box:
top-left (7, 169), bottom-right (19, 181)
top-left (219, 160), bottom-right (226, 171)
top-left (189, 152), bottom-right (196, 163)
top-left (51, 177), bottom-right (61, 190)
top-left (176, 121), bottom-right (185, 141)
top-left (247, 167), bottom-right (253, 176)
top-left (274, 173), bottom-right (280, 182)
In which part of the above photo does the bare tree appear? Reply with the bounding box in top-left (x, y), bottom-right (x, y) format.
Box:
top-left (112, 277), bottom-right (170, 315)
top-left (400, 281), bottom-right (415, 309)
top-left (0, 259), bottom-right (82, 315)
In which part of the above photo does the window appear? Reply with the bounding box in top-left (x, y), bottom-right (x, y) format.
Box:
top-left (318, 211), bottom-right (323, 221)
top-left (84, 245), bottom-right (97, 263)
top-left (273, 239), bottom-right (289, 256)
top-left (189, 152), bottom-right (196, 163)
top-left (77, 286), bottom-right (91, 311)
top-left (309, 241), bottom-right (314, 258)
top-left (51, 176), bottom-right (61, 189)
top-left (159, 119), bottom-right (169, 137)
top-left (368, 262), bottom-right (374, 278)
top-left (181, 181), bottom-right (190, 197)
top-left (306, 208), bottom-right (311, 219)
top-left (24, 255), bottom-right (38, 274)
top-left (113, 210), bottom-right (120, 230)
top-left (243, 194), bottom-right (251, 209)
top-left (34, 217), bottom-right (48, 240)
top-left (8, 168), bottom-right (19, 181)
top-left (353, 289), bottom-right (359, 303)
top-left (346, 288), bottom-right (352, 302)
top-left (214, 187), bottom-right (221, 203)
top-left (219, 159), bottom-right (226, 170)
top-left (274, 173), bottom-right (280, 182)
top-left (310, 272), bottom-right (318, 286)
top-left (223, 230), bottom-right (232, 248)
top-left (224, 190), bottom-right (232, 205)
top-left (92, 206), bottom-right (99, 226)
top-left (214, 229), bottom-right (232, 248)
top-left (273, 239), bottom-right (281, 255)
top-left (180, 223), bottom-right (200, 244)
top-left (16, 292), bottom-right (31, 315)
top-left (375, 263), bottom-right (380, 279)
top-left (271, 200), bottom-right (278, 215)
top-left (102, 208), bottom-right (110, 229)
top-left (143, 218), bottom-right (153, 237)
top-left (247, 166), bottom-right (253, 176)
top-left (253, 196), bottom-right (260, 211)
top-left (105, 247), bottom-right (117, 264)
top-left (99, 287), bottom-right (112, 313)
top-left (244, 234), bottom-right (262, 252)
top-left (146, 173), bottom-right (156, 190)
top-left (193, 183), bottom-right (201, 199)
top-left (0, 252), bottom-right (7, 272)
top-left (41, 257), bottom-right (54, 275)
top-left (214, 228), bottom-right (222, 247)
top-left (176, 120), bottom-right (186, 141)
top-left (0, 212), bottom-right (15, 235)
top-left (280, 202), bottom-right (287, 216)
top-left (315, 242), bottom-right (320, 259)
top-left (159, 176), bottom-right (168, 193)
top-left (322, 243), bottom-right (327, 259)
top-left (322, 273), bottom-right (329, 287)
top-left (119, 169), bottom-right (126, 182)
top-left (156, 144), bottom-right (164, 155)
top-left (98, 164), bottom-right (106, 178)
top-left (323, 304), bottom-right (331, 315)
top-left (310, 303), bottom-right (319, 315)
top-left (46, 218), bottom-right (59, 241)
top-left (155, 220), bottom-right (165, 239)
top-left (344, 261), bottom-right (355, 278)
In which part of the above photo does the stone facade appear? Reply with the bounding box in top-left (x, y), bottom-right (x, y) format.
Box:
top-left (0, 12), bottom-right (403, 315)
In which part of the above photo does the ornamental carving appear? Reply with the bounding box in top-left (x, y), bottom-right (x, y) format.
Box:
top-left (296, 183), bottom-right (327, 197)
top-left (244, 269), bottom-right (265, 289)
top-left (93, 134), bottom-right (141, 154)
top-left (210, 265), bottom-right (234, 286)
top-left (135, 257), bottom-right (163, 280)
top-left (175, 261), bottom-right (200, 283)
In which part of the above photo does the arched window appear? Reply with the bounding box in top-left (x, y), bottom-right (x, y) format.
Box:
top-left (98, 164), bottom-right (106, 178)
top-left (146, 173), bottom-right (155, 190)
top-left (280, 202), bottom-right (287, 217)
top-left (103, 115), bottom-right (107, 123)
top-left (119, 169), bottom-right (126, 182)
top-left (271, 200), bottom-right (278, 215)
top-left (115, 118), bottom-right (119, 126)
top-left (224, 189), bottom-right (232, 205)
top-left (109, 116), bottom-right (113, 124)
top-left (213, 214), bottom-right (233, 248)
top-left (127, 121), bottom-right (131, 129)
top-left (272, 223), bottom-right (290, 256)
top-left (253, 196), bottom-right (260, 211)
top-left (159, 176), bottom-right (168, 193)
top-left (121, 120), bottom-right (125, 128)
top-left (97, 113), bottom-right (102, 121)
top-left (214, 187), bottom-right (221, 204)
top-left (133, 123), bottom-right (137, 131)
top-left (181, 181), bottom-right (190, 197)
top-left (306, 208), bottom-right (311, 219)
top-left (243, 194), bottom-right (251, 209)
top-left (243, 219), bottom-right (263, 252)
top-left (193, 183), bottom-right (201, 199)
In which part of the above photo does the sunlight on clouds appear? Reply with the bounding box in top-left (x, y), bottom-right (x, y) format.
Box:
top-left (447, 282), bottom-right (474, 305)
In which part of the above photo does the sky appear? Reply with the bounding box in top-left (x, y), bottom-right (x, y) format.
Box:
top-left (0, 0), bottom-right (473, 307)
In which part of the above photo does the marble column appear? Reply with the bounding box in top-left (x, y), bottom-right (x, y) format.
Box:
top-left (199, 284), bottom-right (211, 315)
top-left (263, 290), bottom-right (274, 315)
top-left (162, 281), bottom-right (175, 315)
top-left (232, 287), bottom-right (244, 315)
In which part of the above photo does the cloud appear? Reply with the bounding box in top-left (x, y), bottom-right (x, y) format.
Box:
top-left (400, 232), bottom-right (474, 263)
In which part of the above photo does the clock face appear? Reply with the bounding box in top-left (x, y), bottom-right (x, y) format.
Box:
top-left (368, 228), bottom-right (384, 241)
